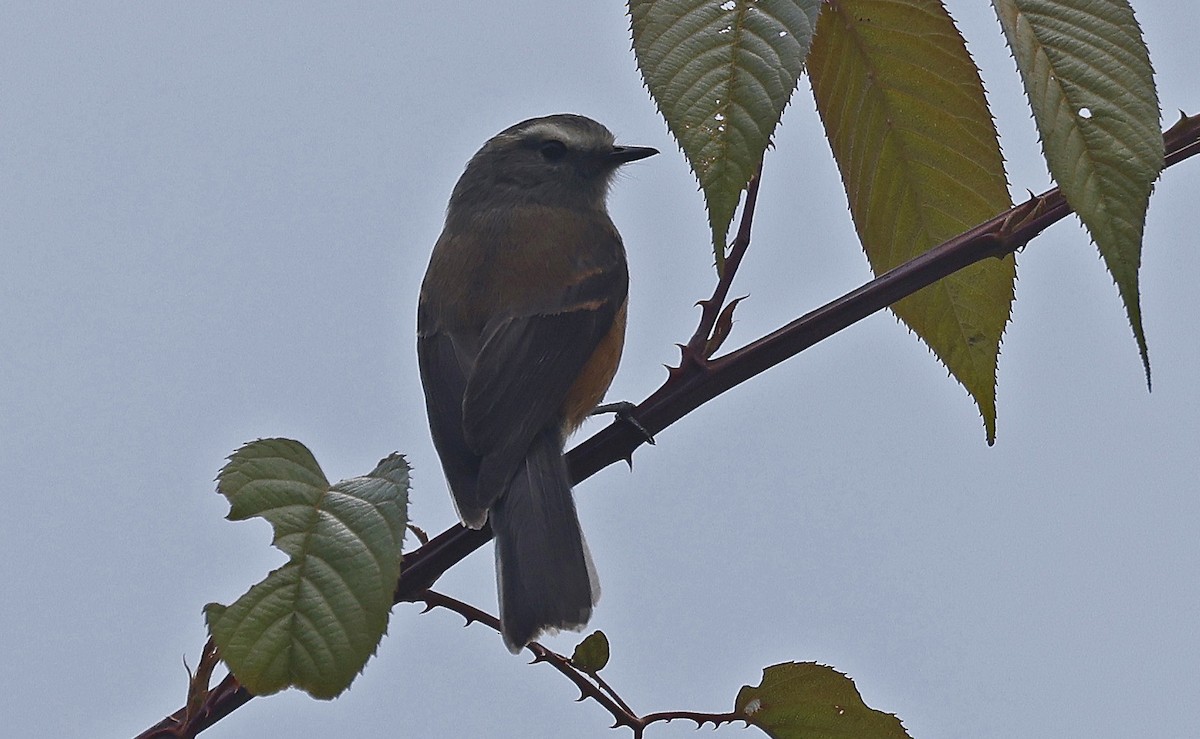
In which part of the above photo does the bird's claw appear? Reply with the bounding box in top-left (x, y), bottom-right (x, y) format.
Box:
top-left (590, 401), bottom-right (655, 445)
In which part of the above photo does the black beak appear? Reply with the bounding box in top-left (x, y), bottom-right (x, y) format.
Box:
top-left (607, 145), bottom-right (659, 165)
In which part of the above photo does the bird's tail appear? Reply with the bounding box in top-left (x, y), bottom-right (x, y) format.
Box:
top-left (489, 426), bottom-right (599, 653)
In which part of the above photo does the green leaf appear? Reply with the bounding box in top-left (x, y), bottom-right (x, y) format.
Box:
top-left (204, 439), bottom-right (409, 699)
top-left (631, 0), bottom-right (821, 268)
top-left (735, 662), bottom-right (910, 739)
top-left (808, 0), bottom-right (1015, 443)
top-left (992, 0), bottom-right (1162, 385)
top-left (570, 630), bottom-right (611, 674)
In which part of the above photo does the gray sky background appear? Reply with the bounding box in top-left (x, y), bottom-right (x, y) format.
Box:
top-left (2, 2), bottom-right (1197, 738)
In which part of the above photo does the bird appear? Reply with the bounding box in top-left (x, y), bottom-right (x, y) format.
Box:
top-left (417, 114), bottom-right (657, 652)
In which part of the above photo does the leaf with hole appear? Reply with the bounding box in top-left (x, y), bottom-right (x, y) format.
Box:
top-left (736, 662), bottom-right (910, 738)
top-left (631, 0), bottom-right (821, 268)
top-left (993, 0), bottom-right (1162, 384)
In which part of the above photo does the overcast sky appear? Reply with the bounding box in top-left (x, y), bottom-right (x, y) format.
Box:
top-left (2, 2), bottom-right (1198, 738)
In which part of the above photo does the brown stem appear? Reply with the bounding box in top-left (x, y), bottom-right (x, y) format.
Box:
top-left (421, 591), bottom-right (750, 738)
top-left (641, 709), bottom-right (746, 731)
top-left (419, 591), bottom-right (645, 734)
top-left (686, 162), bottom-right (763, 360)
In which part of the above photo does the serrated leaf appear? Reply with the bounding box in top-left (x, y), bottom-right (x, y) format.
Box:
top-left (570, 630), bottom-right (611, 674)
top-left (736, 662), bottom-right (910, 739)
top-left (992, 0), bottom-right (1161, 385)
top-left (631, 0), bottom-right (820, 268)
top-left (808, 0), bottom-right (1014, 442)
top-left (204, 439), bottom-right (409, 699)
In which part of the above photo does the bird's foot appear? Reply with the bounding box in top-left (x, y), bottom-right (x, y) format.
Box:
top-left (590, 401), bottom-right (655, 445)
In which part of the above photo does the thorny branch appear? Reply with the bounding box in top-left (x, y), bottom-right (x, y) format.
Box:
top-left (136, 112), bottom-right (1200, 738)
top-left (688, 162), bottom-right (763, 360)
top-left (419, 591), bottom-right (746, 738)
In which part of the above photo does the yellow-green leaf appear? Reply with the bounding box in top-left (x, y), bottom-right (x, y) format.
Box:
top-left (808, 0), bottom-right (1014, 442)
top-left (570, 630), bottom-right (611, 674)
top-left (992, 0), bottom-right (1161, 385)
top-left (204, 439), bottom-right (409, 699)
top-left (630, 0), bottom-right (821, 268)
top-left (736, 662), bottom-right (910, 738)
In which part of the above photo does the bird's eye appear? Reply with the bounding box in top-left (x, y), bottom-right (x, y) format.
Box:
top-left (539, 140), bottom-right (568, 161)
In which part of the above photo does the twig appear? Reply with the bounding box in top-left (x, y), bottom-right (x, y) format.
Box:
top-left (419, 591), bottom-right (749, 738)
top-left (136, 666), bottom-right (247, 739)
top-left (642, 709), bottom-right (745, 731)
top-left (592, 669), bottom-right (638, 721)
top-left (685, 162), bottom-right (764, 361)
top-left (419, 591), bottom-right (643, 734)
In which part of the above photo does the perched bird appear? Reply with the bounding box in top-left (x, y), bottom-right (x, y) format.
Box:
top-left (417, 114), bottom-right (657, 651)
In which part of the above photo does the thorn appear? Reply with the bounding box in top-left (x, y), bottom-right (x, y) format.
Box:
top-left (1167, 110), bottom-right (1191, 135)
top-left (406, 523), bottom-right (430, 546)
top-left (704, 295), bottom-right (746, 358)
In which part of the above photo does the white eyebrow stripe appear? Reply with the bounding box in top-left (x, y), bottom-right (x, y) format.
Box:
top-left (520, 121), bottom-right (610, 149)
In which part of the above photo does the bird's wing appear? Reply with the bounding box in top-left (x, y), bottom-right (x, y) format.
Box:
top-left (417, 323), bottom-right (490, 526)
top-left (462, 264), bottom-right (626, 507)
